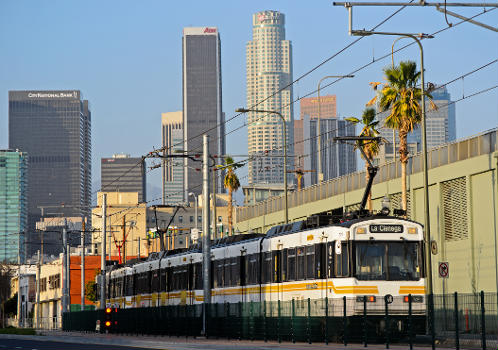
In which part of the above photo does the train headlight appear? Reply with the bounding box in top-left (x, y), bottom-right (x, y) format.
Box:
top-left (408, 227), bottom-right (417, 234)
top-left (356, 296), bottom-right (376, 303)
top-left (356, 227), bottom-right (366, 234)
top-left (403, 295), bottom-right (424, 303)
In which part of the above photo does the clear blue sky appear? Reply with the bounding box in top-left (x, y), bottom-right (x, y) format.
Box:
top-left (1, 1), bottom-right (496, 202)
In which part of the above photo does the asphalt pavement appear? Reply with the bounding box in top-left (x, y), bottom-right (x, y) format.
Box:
top-left (0, 337), bottom-right (153, 350)
top-left (0, 331), bottom-right (492, 350)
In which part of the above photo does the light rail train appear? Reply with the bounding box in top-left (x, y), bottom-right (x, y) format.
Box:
top-left (98, 211), bottom-right (427, 334)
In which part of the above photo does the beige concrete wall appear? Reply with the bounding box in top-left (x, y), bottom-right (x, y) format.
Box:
top-left (235, 147), bottom-right (498, 294)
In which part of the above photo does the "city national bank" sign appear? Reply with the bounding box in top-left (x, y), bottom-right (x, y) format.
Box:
top-left (27, 91), bottom-right (78, 99)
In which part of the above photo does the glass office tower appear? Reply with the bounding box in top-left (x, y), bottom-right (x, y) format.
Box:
top-left (0, 150), bottom-right (28, 263)
top-left (101, 154), bottom-right (146, 202)
top-left (182, 27), bottom-right (224, 197)
top-left (9, 90), bottom-right (91, 257)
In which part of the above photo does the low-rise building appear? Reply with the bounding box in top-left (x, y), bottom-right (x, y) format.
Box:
top-left (34, 254), bottom-right (104, 329)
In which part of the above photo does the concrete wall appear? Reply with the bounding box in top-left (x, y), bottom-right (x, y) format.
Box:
top-left (235, 130), bottom-right (498, 294)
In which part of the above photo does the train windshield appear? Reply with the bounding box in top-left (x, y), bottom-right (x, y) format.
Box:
top-left (355, 242), bottom-right (421, 281)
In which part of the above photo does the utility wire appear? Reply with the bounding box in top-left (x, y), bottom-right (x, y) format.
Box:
top-left (91, 6), bottom-right (495, 201)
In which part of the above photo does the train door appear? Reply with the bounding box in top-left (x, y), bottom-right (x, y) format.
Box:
top-left (326, 242), bottom-right (335, 298)
top-left (188, 261), bottom-right (194, 305)
top-left (240, 251), bottom-right (246, 303)
top-left (272, 250), bottom-right (283, 301)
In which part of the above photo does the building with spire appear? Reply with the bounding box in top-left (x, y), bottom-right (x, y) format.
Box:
top-left (246, 10), bottom-right (293, 185)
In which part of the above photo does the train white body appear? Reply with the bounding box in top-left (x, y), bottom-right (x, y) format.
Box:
top-left (102, 214), bottom-right (426, 318)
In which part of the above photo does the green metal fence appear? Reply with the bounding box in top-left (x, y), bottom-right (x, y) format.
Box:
top-left (63, 292), bottom-right (497, 348)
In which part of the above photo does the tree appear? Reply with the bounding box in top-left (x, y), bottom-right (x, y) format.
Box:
top-left (0, 264), bottom-right (12, 328)
top-left (345, 108), bottom-right (381, 211)
top-left (222, 156), bottom-right (242, 236)
top-left (370, 60), bottom-right (435, 212)
top-left (85, 280), bottom-right (97, 303)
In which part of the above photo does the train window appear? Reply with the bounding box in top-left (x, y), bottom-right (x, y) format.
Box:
top-left (287, 248), bottom-right (296, 281)
top-left (125, 275), bottom-right (134, 296)
top-left (297, 247), bottom-right (305, 280)
top-left (160, 269), bottom-right (167, 292)
top-left (230, 257), bottom-right (239, 286)
top-left (224, 258), bottom-right (231, 287)
top-left (282, 249), bottom-right (288, 282)
top-left (247, 254), bottom-right (259, 285)
top-left (240, 255), bottom-right (246, 286)
top-left (306, 245), bottom-right (315, 280)
top-left (192, 263), bottom-right (202, 289)
top-left (167, 268), bottom-right (173, 292)
top-left (335, 242), bottom-right (350, 277)
top-left (214, 259), bottom-right (224, 288)
top-left (262, 252), bottom-right (272, 284)
top-left (151, 270), bottom-right (160, 292)
top-left (315, 243), bottom-right (325, 279)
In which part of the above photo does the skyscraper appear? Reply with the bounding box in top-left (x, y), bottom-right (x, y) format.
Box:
top-left (162, 111), bottom-right (185, 205)
top-left (300, 116), bottom-right (356, 187)
top-left (182, 27), bottom-right (224, 197)
top-left (0, 150), bottom-right (28, 263)
top-left (246, 10), bottom-right (293, 185)
top-left (9, 90), bottom-right (91, 256)
top-left (101, 154), bottom-right (146, 202)
top-left (299, 95), bottom-right (337, 120)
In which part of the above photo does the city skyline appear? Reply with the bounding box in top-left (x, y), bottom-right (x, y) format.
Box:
top-left (0, 2), bottom-right (496, 203)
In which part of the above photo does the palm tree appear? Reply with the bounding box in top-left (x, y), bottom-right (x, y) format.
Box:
top-left (345, 108), bottom-right (381, 211)
top-left (373, 60), bottom-right (435, 212)
top-left (223, 156), bottom-right (241, 236)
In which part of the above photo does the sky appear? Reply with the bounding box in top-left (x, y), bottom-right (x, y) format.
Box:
top-left (0, 1), bottom-right (497, 204)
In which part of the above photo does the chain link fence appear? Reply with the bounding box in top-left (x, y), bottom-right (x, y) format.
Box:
top-left (63, 292), bottom-right (497, 348)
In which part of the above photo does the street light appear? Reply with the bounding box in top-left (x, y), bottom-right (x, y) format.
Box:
top-left (188, 192), bottom-right (198, 229)
top-left (352, 29), bottom-right (434, 296)
top-left (236, 107), bottom-right (289, 224)
top-left (317, 75), bottom-right (354, 183)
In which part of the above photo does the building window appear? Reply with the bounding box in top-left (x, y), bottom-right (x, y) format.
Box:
top-left (189, 216), bottom-right (194, 223)
top-left (178, 216), bottom-right (183, 223)
top-left (198, 216), bottom-right (202, 223)
top-left (40, 278), bottom-right (47, 292)
top-left (218, 216), bottom-right (222, 223)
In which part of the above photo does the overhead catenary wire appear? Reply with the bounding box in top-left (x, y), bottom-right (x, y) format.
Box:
top-left (99, 75), bottom-right (498, 223)
top-left (90, 5), bottom-right (495, 203)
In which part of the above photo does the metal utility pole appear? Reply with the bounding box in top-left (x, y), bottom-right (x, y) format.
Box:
top-left (62, 224), bottom-right (68, 313)
top-left (122, 215), bottom-right (126, 263)
top-left (17, 233), bottom-right (21, 327)
top-left (66, 240), bottom-right (70, 313)
top-left (81, 219), bottom-right (85, 311)
top-left (100, 193), bottom-right (107, 309)
top-left (212, 157), bottom-right (217, 238)
top-left (36, 250), bottom-right (40, 329)
top-left (138, 237), bottom-right (141, 259)
top-left (202, 134), bottom-right (211, 335)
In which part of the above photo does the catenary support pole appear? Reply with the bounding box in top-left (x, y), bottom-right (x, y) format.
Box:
top-left (81, 218), bottom-right (85, 311)
top-left (62, 224), bottom-right (68, 313)
top-left (100, 193), bottom-right (107, 309)
top-left (36, 250), bottom-right (40, 328)
top-left (202, 134), bottom-right (211, 336)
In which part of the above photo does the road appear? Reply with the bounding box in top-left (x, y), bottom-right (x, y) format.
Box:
top-left (0, 338), bottom-right (152, 350)
top-left (0, 332), bottom-right (488, 350)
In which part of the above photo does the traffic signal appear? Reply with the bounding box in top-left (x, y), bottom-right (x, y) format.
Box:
top-left (103, 307), bottom-right (118, 333)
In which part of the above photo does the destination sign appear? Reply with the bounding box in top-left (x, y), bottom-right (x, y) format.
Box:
top-left (369, 224), bottom-right (404, 233)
